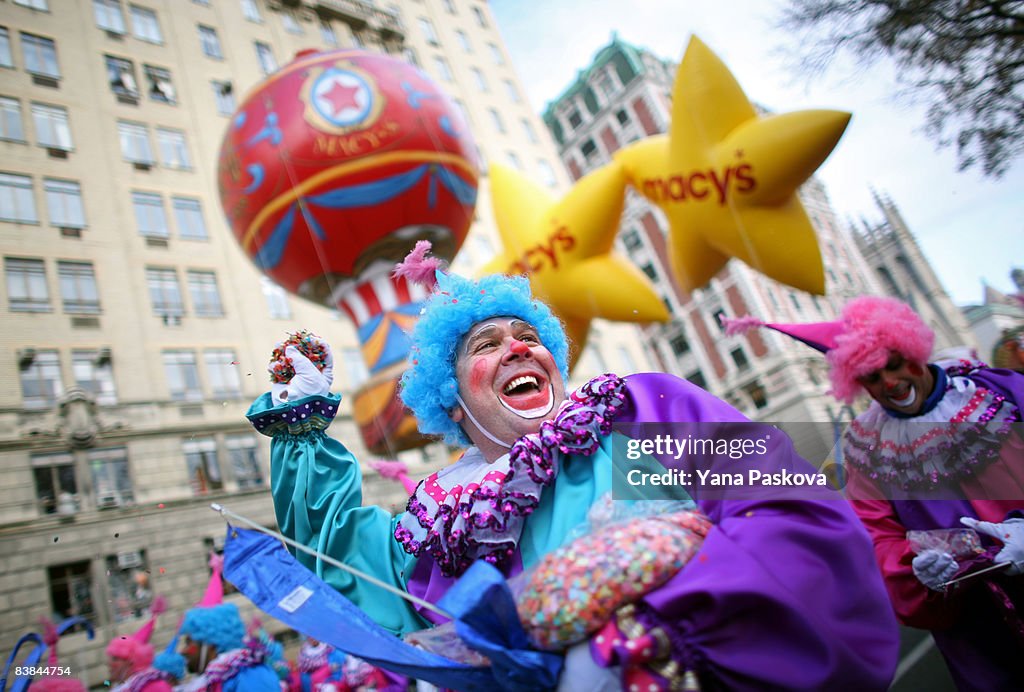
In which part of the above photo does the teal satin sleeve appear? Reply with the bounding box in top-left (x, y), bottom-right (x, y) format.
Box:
top-left (247, 392), bottom-right (427, 635)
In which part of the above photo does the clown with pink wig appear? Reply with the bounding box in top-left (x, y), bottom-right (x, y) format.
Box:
top-left (105, 596), bottom-right (176, 692)
top-left (730, 295), bottom-right (1024, 689)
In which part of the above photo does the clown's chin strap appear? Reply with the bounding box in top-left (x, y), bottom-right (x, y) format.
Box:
top-left (454, 393), bottom-right (514, 449)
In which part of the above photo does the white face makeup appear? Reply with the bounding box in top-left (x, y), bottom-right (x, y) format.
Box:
top-left (453, 317), bottom-right (566, 458)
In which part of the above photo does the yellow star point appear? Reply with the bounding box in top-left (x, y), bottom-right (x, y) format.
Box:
top-left (485, 161), bottom-right (669, 362)
top-left (616, 35), bottom-right (850, 295)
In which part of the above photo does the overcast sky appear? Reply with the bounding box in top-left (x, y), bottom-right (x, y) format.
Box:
top-left (488, 0), bottom-right (1023, 306)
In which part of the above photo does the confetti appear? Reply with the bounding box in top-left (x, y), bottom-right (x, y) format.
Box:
top-left (516, 510), bottom-right (710, 650)
top-left (268, 330), bottom-right (329, 383)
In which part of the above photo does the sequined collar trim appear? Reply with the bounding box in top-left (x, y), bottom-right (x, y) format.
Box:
top-left (395, 374), bottom-right (627, 577)
top-left (844, 365), bottom-right (1019, 490)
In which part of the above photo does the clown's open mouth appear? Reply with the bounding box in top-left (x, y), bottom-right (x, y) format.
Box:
top-left (499, 373), bottom-right (554, 419)
top-left (887, 385), bottom-right (916, 409)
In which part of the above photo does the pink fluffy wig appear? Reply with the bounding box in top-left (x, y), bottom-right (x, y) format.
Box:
top-left (827, 296), bottom-right (934, 403)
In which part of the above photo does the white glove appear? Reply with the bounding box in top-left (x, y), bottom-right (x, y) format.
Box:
top-left (270, 343), bottom-right (333, 406)
top-left (961, 516), bottom-right (1024, 575)
top-left (912, 549), bottom-right (958, 591)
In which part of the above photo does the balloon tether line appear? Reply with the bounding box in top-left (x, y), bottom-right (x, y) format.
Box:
top-left (209, 502), bottom-right (452, 620)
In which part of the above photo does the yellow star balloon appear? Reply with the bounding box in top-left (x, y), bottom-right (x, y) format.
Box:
top-left (483, 161), bottom-right (669, 362)
top-left (615, 35), bottom-right (851, 295)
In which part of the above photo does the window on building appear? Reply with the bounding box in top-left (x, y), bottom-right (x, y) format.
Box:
top-left (129, 5), bottom-right (162, 43)
top-left (0, 172), bottom-right (38, 223)
top-left (0, 28), bottom-right (12, 68)
top-left (418, 17), bottom-right (439, 46)
top-left (730, 347), bottom-right (750, 372)
top-left (441, 0), bottom-right (456, 13)
top-left (198, 25), bottom-right (222, 59)
top-left (20, 348), bottom-right (62, 408)
top-left (144, 65), bottom-right (175, 104)
top-left (402, 46), bottom-right (418, 67)
top-left (183, 437), bottom-right (223, 494)
top-left (156, 127), bottom-right (190, 169)
top-left (212, 80), bottom-right (235, 115)
top-left (31, 102), bottom-right (73, 150)
top-left (472, 6), bottom-right (487, 28)
top-left (48, 561), bottom-right (96, 627)
top-left (105, 550), bottom-right (149, 622)
top-left (744, 381), bottom-right (769, 410)
top-left (204, 349), bottom-right (240, 398)
top-left (193, 0), bottom-right (209, 5)
top-left (669, 332), bottom-right (690, 356)
top-left (255, 41), bottom-right (277, 74)
top-left (94, 0), bottom-right (126, 34)
top-left (45, 178), bottom-right (85, 229)
top-left (788, 291), bottom-right (802, 313)
top-left (118, 120), bottom-right (154, 164)
top-left (617, 346), bottom-right (638, 373)
top-left (173, 196), bottom-right (207, 240)
top-left (240, 0), bottom-right (261, 22)
top-left (57, 260), bottom-right (100, 314)
top-left (33, 452), bottom-right (79, 515)
top-left (471, 67), bottom-right (488, 92)
top-left (188, 270), bottom-right (223, 317)
top-left (341, 346), bottom-right (369, 388)
top-left (226, 434), bottom-right (262, 488)
top-left (21, 33), bottom-right (60, 78)
top-left (455, 29), bottom-right (471, 53)
top-left (616, 108), bottom-right (630, 125)
top-left (686, 370), bottom-right (707, 389)
top-left (260, 276), bottom-right (290, 319)
top-left (0, 97), bottom-right (24, 142)
top-left (712, 308), bottom-right (727, 332)
top-left (487, 42), bottom-right (503, 65)
top-left (319, 20), bottom-right (337, 46)
top-left (598, 74), bottom-right (617, 100)
top-left (164, 350), bottom-right (201, 401)
top-left (281, 11), bottom-right (303, 34)
top-left (105, 55), bottom-right (138, 98)
top-left (146, 267), bottom-right (183, 316)
top-left (536, 159), bottom-right (556, 188)
top-left (132, 191), bottom-right (168, 237)
top-left (501, 79), bottom-right (520, 104)
top-left (488, 108), bottom-right (504, 133)
top-left (580, 138), bottom-right (597, 160)
top-left (622, 229), bottom-right (642, 251)
top-left (639, 263), bottom-right (657, 280)
top-left (89, 447), bottom-right (133, 509)
top-left (567, 109), bottom-right (582, 129)
top-left (72, 349), bottom-right (117, 405)
top-left (506, 151), bottom-right (522, 169)
top-left (6, 256), bottom-right (48, 311)
top-left (15, 0), bottom-right (49, 9)
top-left (433, 56), bottom-right (453, 83)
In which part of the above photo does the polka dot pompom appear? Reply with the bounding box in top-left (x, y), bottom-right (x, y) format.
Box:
top-left (268, 330), bottom-right (329, 383)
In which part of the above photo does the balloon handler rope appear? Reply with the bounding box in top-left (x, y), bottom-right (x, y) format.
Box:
top-left (210, 503), bottom-right (453, 620)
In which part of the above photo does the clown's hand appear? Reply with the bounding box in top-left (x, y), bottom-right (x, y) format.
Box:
top-left (961, 516), bottom-right (1024, 575)
top-left (270, 343), bottom-right (334, 407)
top-left (912, 549), bottom-right (958, 591)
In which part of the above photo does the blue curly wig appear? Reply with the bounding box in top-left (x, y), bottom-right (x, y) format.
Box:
top-left (179, 603), bottom-right (244, 654)
top-left (399, 271), bottom-right (569, 446)
top-left (152, 650), bottom-right (186, 681)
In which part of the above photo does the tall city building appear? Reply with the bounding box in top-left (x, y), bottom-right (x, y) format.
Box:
top-left (542, 35), bottom-right (885, 443)
top-left (0, 0), bottom-right (649, 683)
top-left (853, 190), bottom-right (978, 354)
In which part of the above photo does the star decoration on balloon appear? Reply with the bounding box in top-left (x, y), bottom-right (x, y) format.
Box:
top-left (482, 161), bottom-right (669, 363)
top-left (615, 35), bottom-right (851, 295)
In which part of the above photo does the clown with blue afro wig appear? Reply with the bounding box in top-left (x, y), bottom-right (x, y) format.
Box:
top-left (397, 242), bottom-right (570, 446)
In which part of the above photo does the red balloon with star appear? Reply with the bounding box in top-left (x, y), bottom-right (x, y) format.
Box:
top-left (217, 49), bottom-right (479, 454)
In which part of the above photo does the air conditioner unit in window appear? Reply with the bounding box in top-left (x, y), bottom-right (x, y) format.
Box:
top-left (162, 314), bottom-right (182, 326)
top-left (17, 348), bottom-right (37, 369)
top-left (117, 550), bottom-right (142, 568)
